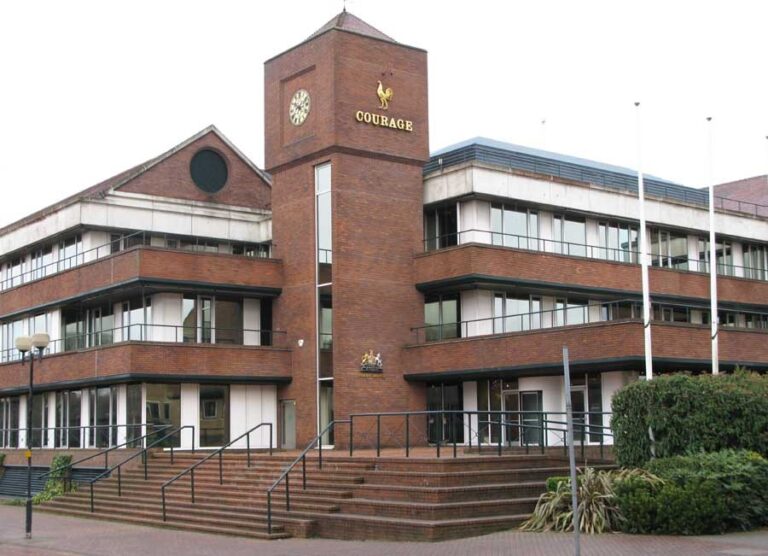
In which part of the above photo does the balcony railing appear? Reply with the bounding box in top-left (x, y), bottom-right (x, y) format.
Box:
top-left (1, 230), bottom-right (272, 292)
top-left (411, 299), bottom-right (768, 344)
top-left (0, 324), bottom-right (287, 364)
top-left (423, 229), bottom-right (768, 281)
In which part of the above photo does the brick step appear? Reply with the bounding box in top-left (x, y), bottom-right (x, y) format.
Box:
top-left (351, 480), bottom-right (545, 503)
top-left (38, 504), bottom-right (291, 540)
top-left (297, 510), bottom-right (531, 541)
top-left (87, 481), bottom-right (355, 501)
top-left (86, 474), bottom-right (360, 492)
top-left (360, 465), bottom-right (580, 486)
top-left (135, 466), bottom-right (365, 484)
top-left (63, 489), bottom-right (342, 513)
top-left (149, 454), bottom-right (373, 471)
top-left (357, 455), bottom-right (574, 472)
top-left (338, 496), bottom-right (539, 520)
top-left (41, 496), bottom-right (316, 538)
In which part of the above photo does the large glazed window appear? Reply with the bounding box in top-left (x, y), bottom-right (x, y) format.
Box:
top-left (200, 385), bottom-right (229, 447)
top-left (491, 204), bottom-right (538, 249)
top-left (425, 204), bottom-right (458, 251)
top-left (146, 384), bottom-right (181, 447)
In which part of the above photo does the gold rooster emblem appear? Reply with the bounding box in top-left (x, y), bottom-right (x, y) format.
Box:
top-left (377, 80), bottom-right (393, 110)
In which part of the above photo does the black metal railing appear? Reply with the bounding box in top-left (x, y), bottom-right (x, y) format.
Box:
top-left (160, 423), bottom-right (273, 521)
top-left (348, 410), bottom-right (614, 460)
top-left (0, 324), bottom-right (287, 364)
top-left (36, 424), bottom-right (174, 489)
top-left (84, 426), bottom-right (195, 512)
top-left (423, 228), bottom-right (768, 282)
top-left (266, 419), bottom-right (349, 534)
top-left (1, 230), bottom-right (272, 292)
top-left (412, 299), bottom-right (640, 343)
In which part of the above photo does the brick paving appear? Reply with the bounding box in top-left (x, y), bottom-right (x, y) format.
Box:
top-left (1, 505), bottom-right (767, 556)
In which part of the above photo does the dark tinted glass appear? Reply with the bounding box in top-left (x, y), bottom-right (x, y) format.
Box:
top-left (190, 149), bottom-right (228, 193)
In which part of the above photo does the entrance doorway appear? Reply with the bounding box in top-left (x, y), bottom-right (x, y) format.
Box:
top-left (427, 383), bottom-right (463, 444)
top-left (501, 390), bottom-right (543, 446)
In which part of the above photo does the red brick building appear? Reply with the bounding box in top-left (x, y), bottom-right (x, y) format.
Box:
top-left (1, 11), bottom-right (767, 453)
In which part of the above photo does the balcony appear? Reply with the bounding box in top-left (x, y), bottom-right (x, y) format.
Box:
top-left (404, 320), bottom-right (768, 378)
top-left (0, 246), bottom-right (283, 317)
top-left (415, 241), bottom-right (768, 307)
top-left (0, 331), bottom-right (292, 392)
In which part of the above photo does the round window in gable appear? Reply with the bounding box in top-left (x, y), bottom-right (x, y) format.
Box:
top-left (190, 149), bottom-right (228, 193)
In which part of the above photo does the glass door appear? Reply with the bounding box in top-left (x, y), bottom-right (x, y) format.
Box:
top-left (570, 388), bottom-right (586, 442)
top-left (502, 391), bottom-right (520, 445)
top-left (520, 391), bottom-right (543, 445)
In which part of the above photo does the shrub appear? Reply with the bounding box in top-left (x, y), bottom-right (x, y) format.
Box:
top-left (33, 454), bottom-right (73, 504)
top-left (611, 371), bottom-right (768, 467)
top-left (615, 450), bottom-right (768, 534)
top-left (0, 453), bottom-right (5, 466)
top-left (545, 476), bottom-right (569, 492)
top-left (521, 467), bottom-right (661, 534)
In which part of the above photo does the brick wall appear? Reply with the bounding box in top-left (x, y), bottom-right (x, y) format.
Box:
top-left (0, 248), bottom-right (284, 316)
top-left (119, 130), bottom-right (272, 209)
top-left (0, 343), bottom-right (291, 391)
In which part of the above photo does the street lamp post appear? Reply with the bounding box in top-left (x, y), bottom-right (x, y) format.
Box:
top-left (15, 332), bottom-right (50, 540)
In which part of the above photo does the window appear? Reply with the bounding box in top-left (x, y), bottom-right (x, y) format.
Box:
top-left (145, 384), bottom-right (180, 447)
top-left (232, 243), bottom-right (271, 258)
top-left (1, 319), bottom-right (26, 362)
top-left (58, 234), bottom-right (83, 271)
top-left (743, 243), bottom-right (768, 280)
top-left (30, 246), bottom-right (53, 280)
top-left (598, 221), bottom-right (638, 262)
top-left (122, 299), bottom-right (151, 341)
top-left (698, 238), bottom-right (733, 276)
top-left (554, 298), bottom-right (588, 327)
top-left (8, 257), bottom-right (24, 288)
top-left (424, 204), bottom-right (458, 251)
top-left (316, 163), bottom-right (333, 265)
top-left (199, 385), bottom-right (229, 447)
top-left (424, 293), bottom-right (460, 341)
top-left (554, 215), bottom-right (586, 257)
top-left (491, 204), bottom-right (539, 250)
top-left (651, 228), bottom-right (689, 270)
top-left (493, 293), bottom-right (541, 333)
top-left (0, 397), bottom-right (20, 448)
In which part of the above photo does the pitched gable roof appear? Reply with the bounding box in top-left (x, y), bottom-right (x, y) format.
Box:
top-left (0, 125), bottom-right (271, 236)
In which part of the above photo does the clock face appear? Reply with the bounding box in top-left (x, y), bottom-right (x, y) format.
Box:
top-left (288, 89), bottom-right (311, 126)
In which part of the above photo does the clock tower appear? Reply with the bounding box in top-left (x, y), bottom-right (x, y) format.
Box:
top-left (266, 11), bottom-right (429, 445)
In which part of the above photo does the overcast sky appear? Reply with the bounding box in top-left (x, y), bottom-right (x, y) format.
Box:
top-left (1, 0), bottom-right (766, 228)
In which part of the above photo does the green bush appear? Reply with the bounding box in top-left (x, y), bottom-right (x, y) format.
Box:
top-left (33, 454), bottom-right (73, 504)
top-left (615, 450), bottom-right (768, 534)
top-left (0, 453), bottom-right (5, 467)
top-left (521, 467), bottom-right (661, 533)
top-left (611, 371), bottom-right (768, 467)
top-left (545, 476), bottom-right (569, 492)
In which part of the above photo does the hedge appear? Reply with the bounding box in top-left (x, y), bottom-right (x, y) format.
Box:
top-left (615, 450), bottom-right (768, 534)
top-left (611, 371), bottom-right (768, 467)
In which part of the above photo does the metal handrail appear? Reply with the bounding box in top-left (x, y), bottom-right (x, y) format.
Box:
top-left (0, 324), bottom-right (287, 363)
top-left (266, 419), bottom-right (349, 534)
top-left (36, 424), bottom-right (172, 482)
top-left (160, 423), bottom-right (273, 521)
top-left (1, 229), bottom-right (272, 292)
top-left (85, 425), bottom-right (195, 512)
top-left (410, 298), bottom-right (641, 343)
top-left (424, 228), bottom-right (768, 281)
top-left (349, 410), bottom-right (613, 459)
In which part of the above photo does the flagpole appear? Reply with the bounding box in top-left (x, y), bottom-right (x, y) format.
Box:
top-left (635, 102), bottom-right (653, 381)
top-left (707, 117), bottom-right (719, 375)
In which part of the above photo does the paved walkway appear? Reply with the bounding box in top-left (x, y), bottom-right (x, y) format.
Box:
top-left (1, 505), bottom-right (767, 556)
